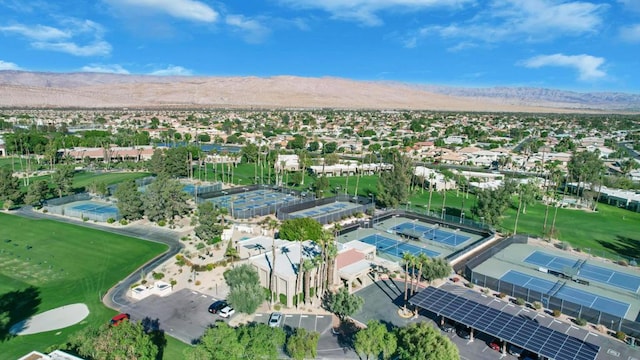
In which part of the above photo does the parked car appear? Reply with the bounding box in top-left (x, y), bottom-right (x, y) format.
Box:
top-left (456, 327), bottom-right (470, 339)
top-left (268, 312), bottom-right (283, 327)
top-left (508, 344), bottom-right (523, 357)
top-left (110, 313), bottom-right (130, 326)
top-left (489, 339), bottom-right (501, 351)
top-left (218, 305), bottom-right (235, 318)
top-left (440, 323), bottom-right (456, 333)
top-left (208, 300), bottom-right (228, 314)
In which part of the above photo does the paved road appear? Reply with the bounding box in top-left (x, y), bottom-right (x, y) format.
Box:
top-left (13, 207), bottom-right (184, 312)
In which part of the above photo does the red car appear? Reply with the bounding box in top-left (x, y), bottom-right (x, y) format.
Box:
top-left (110, 313), bottom-right (130, 326)
top-left (489, 339), bottom-right (501, 351)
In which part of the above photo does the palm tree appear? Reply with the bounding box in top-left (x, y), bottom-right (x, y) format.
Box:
top-left (427, 173), bottom-right (436, 216)
top-left (324, 241), bottom-right (338, 291)
top-left (303, 258), bottom-right (316, 305)
top-left (412, 253), bottom-right (429, 295)
top-left (270, 235), bottom-right (277, 306)
top-left (402, 252), bottom-right (415, 307)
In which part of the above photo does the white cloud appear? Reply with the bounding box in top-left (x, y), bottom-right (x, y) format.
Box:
top-left (225, 15), bottom-right (271, 43)
top-left (150, 65), bottom-right (192, 76)
top-left (279, 0), bottom-right (473, 26)
top-left (81, 64), bottom-right (130, 74)
top-left (522, 53), bottom-right (606, 81)
top-left (620, 24), bottom-right (640, 42)
top-left (0, 60), bottom-right (21, 70)
top-left (406, 0), bottom-right (607, 47)
top-left (0, 24), bottom-right (70, 41)
top-left (0, 19), bottom-right (111, 56)
top-left (32, 40), bottom-right (111, 56)
top-left (105, 0), bottom-right (218, 22)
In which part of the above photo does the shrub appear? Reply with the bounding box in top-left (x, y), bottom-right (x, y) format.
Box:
top-left (130, 283), bottom-right (141, 289)
top-left (615, 331), bottom-right (626, 340)
top-left (196, 242), bottom-right (206, 250)
top-left (617, 259), bottom-right (629, 267)
top-left (552, 309), bottom-right (561, 317)
top-left (195, 280), bottom-right (201, 286)
top-left (206, 263), bottom-right (215, 271)
top-left (515, 298), bottom-right (526, 306)
top-left (106, 218), bottom-right (115, 224)
top-left (42, 209), bottom-right (48, 214)
top-left (119, 219), bottom-right (128, 225)
top-left (152, 272), bottom-right (165, 280)
top-left (465, 282), bottom-right (474, 289)
top-left (158, 219), bottom-right (166, 227)
top-left (170, 279), bottom-right (177, 286)
top-left (482, 288), bottom-right (490, 295)
top-left (533, 301), bottom-right (542, 310)
top-left (82, 217), bottom-right (89, 222)
top-left (274, 304), bottom-right (281, 311)
top-left (498, 292), bottom-right (507, 299)
top-left (574, 318), bottom-right (587, 326)
top-left (280, 293), bottom-right (287, 305)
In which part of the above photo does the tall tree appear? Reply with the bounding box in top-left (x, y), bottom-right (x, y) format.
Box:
top-left (51, 164), bottom-right (75, 198)
top-left (65, 320), bottom-right (160, 360)
top-left (278, 217), bottom-right (323, 242)
top-left (286, 328), bottom-right (319, 360)
top-left (24, 180), bottom-right (49, 207)
top-left (224, 264), bottom-right (263, 314)
top-left (114, 180), bottom-right (144, 220)
top-left (395, 322), bottom-right (459, 360)
top-left (354, 320), bottom-right (398, 360)
top-left (142, 175), bottom-right (190, 223)
top-left (194, 201), bottom-right (224, 244)
top-left (377, 152), bottom-right (412, 208)
top-left (324, 287), bottom-right (364, 322)
top-left (186, 322), bottom-right (244, 360)
top-left (0, 168), bottom-right (21, 204)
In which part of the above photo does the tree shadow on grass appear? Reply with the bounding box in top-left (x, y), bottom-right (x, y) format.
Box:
top-left (596, 235), bottom-right (640, 261)
top-left (0, 286), bottom-right (41, 341)
top-left (140, 317), bottom-right (167, 360)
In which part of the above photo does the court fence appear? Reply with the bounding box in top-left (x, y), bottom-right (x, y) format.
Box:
top-left (198, 184), bottom-right (317, 219)
top-left (465, 235), bottom-right (640, 338)
top-left (277, 194), bottom-right (374, 225)
top-left (44, 193), bottom-right (120, 222)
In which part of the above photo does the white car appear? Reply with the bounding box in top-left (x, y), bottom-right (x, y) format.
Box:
top-left (218, 306), bottom-right (235, 318)
top-left (268, 312), bottom-right (283, 327)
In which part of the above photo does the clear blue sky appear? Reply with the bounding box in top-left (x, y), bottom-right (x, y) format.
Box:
top-left (1, 0), bottom-right (639, 93)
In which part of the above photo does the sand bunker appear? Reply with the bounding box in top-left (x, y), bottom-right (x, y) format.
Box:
top-left (10, 303), bottom-right (89, 335)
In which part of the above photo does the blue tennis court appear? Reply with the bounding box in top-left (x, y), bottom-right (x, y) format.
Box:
top-left (292, 202), bottom-right (351, 218)
top-left (500, 270), bottom-right (630, 318)
top-left (525, 251), bottom-right (640, 292)
top-left (71, 202), bottom-right (119, 214)
top-left (391, 222), bottom-right (471, 246)
top-left (359, 234), bottom-right (440, 258)
top-left (206, 189), bottom-right (299, 213)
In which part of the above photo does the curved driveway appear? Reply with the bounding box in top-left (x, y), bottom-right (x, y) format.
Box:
top-left (13, 207), bottom-right (184, 312)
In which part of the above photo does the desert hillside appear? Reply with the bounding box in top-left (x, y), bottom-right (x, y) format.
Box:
top-left (0, 71), bottom-right (636, 112)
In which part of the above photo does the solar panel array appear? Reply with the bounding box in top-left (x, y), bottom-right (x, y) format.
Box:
top-left (410, 287), bottom-right (600, 360)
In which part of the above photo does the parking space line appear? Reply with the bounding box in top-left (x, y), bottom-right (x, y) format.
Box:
top-left (316, 315), bottom-right (324, 318)
top-left (301, 315), bottom-right (308, 318)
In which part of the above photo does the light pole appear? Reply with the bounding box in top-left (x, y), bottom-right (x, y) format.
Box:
top-left (460, 211), bottom-right (465, 224)
top-left (369, 193), bottom-right (375, 227)
top-left (441, 206), bottom-right (446, 220)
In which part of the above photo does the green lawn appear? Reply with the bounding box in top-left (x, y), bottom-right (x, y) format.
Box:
top-left (71, 171), bottom-right (151, 190)
top-left (0, 213), bottom-right (167, 359)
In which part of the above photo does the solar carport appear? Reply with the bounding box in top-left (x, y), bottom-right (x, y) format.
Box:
top-left (410, 287), bottom-right (600, 360)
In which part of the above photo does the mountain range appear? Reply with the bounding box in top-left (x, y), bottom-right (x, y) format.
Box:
top-left (0, 71), bottom-right (638, 113)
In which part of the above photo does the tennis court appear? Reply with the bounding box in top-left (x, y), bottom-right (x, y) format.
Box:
top-left (524, 251), bottom-right (640, 292)
top-left (205, 189), bottom-right (301, 217)
top-left (501, 270), bottom-right (630, 318)
top-left (288, 202), bottom-right (355, 218)
top-left (359, 234), bottom-right (440, 258)
top-left (391, 222), bottom-right (470, 247)
top-left (71, 202), bottom-right (119, 214)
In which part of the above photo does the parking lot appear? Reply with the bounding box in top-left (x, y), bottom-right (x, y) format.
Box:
top-left (253, 313), bottom-right (332, 333)
top-left (122, 289), bottom-right (226, 344)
